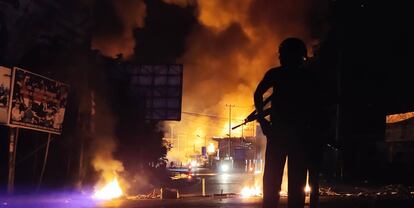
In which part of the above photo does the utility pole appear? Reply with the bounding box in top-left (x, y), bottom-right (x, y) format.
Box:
top-left (336, 51), bottom-right (343, 180)
top-left (226, 104), bottom-right (235, 137)
top-left (37, 133), bottom-right (52, 192)
top-left (226, 104), bottom-right (235, 157)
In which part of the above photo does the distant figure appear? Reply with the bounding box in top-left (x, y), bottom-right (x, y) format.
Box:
top-left (0, 83), bottom-right (8, 106)
top-left (11, 102), bottom-right (23, 121)
top-left (255, 37), bottom-right (318, 208)
top-left (22, 100), bottom-right (36, 123)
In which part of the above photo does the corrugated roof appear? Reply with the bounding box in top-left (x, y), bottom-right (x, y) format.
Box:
top-left (386, 112), bottom-right (414, 123)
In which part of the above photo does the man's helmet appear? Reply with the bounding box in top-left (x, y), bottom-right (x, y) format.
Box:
top-left (278, 37), bottom-right (307, 59)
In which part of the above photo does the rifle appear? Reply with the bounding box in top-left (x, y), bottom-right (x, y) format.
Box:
top-left (232, 95), bottom-right (272, 130)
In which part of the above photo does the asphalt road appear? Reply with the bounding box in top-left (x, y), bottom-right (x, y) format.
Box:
top-left (99, 195), bottom-right (414, 208)
top-left (176, 168), bottom-right (258, 196)
top-left (1, 169), bottom-right (413, 208)
top-left (1, 188), bottom-right (413, 208)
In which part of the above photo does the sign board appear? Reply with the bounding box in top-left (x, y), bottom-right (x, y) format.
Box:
top-left (128, 64), bottom-right (183, 121)
top-left (385, 112), bottom-right (414, 142)
top-left (7, 67), bottom-right (70, 134)
top-left (0, 66), bottom-right (11, 123)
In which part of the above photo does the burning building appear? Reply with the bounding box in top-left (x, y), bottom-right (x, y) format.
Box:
top-left (373, 112), bottom-right (414, 183)
top-left (214, 136), bottom-right (260, 171)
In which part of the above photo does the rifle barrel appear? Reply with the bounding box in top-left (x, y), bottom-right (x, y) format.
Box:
top-left (231, 123), bottom-right (245, 130)
top-left (248, 95), bottom-right (272, 118)
top-left (232, 108), bottom-right (272, 130)
top-left (231, 95), bottom-right (272, 130)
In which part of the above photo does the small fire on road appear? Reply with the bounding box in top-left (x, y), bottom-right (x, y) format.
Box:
top-left (241, 186), bottom-right (262, 198)
top-left (92, 178), bottom-right (123, 200)
top-left (240, 168), bottom-right (312, 198)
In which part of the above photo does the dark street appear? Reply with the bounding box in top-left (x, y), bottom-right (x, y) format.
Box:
top-left (1, 191), bottom-right (413, 208)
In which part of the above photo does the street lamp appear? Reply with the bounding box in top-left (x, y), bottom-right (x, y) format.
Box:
top-left (207, 143), bottom-right (215, 154)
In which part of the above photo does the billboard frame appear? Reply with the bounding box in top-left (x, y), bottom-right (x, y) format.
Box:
top-left (128, 64), bottom-right (183, 121)
top-left (0, 66), bottom-right (12, 124)
top-left (7, 67), bottom-right (70, 135)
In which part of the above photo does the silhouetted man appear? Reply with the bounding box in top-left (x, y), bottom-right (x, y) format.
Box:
top-left (255, 37), bottom-right (315, 208)
top-left (305, 43), bottom-right (336, 208)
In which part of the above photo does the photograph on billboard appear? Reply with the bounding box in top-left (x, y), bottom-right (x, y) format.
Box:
top-left (0, 66), bottom-right (11, 123)
top-left (8, 68), bottom-right (70, 134)
top-left (129, 64), bottom-right (183, 121)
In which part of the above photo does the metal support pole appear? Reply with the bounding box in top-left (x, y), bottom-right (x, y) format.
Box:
top-left (37, 133), bottom-right (52, 192)
top-left (226, 104), bottom-right (235, 157)
top-left (78, 133), bottom-right (84, 189)
top-left (7, 128), bottom-right (18, 195)
top-left (227, 105), bottom-right (231, 138)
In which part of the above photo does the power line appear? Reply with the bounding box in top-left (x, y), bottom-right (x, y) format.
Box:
top-left (182, 111), bottom-right (226, 119)
top-left (182, 111), bottom-right (245, 120)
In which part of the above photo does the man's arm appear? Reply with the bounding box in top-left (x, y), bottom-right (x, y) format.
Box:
top-left (254, 69), bottom-right (274, 114)
top-left (254, 70), bottom-right (273, 136)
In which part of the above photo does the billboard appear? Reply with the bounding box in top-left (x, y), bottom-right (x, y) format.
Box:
top-left (385, 112), bottom-right (414, 142)
top-left (8, 68), bottom-right (69, 134)
top-left (128, 64), bottom-right (183, 121)
top-left (0, 66), bottom-right (11, 123)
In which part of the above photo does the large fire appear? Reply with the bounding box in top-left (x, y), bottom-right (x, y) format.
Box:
top-left (92, 178), bottom-right (123, 200)
top-left (90, 134), bottom-right (125, 201)
top-left (161, 0), bottom-right (328, 166)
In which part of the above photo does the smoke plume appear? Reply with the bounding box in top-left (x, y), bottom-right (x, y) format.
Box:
top-left (163, 0), bottom-right (329, 162)
top-left (91, 0), bottom-right (146, 58)
top-left (89, 0), bottom-right (329, 164)
top-left (90, 87), bottom-right (126, 191)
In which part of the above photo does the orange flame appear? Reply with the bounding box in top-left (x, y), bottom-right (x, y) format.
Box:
top-left (92, 178), bottom-right (123, 200)
top-left (241, 185), bottom-right (261, 198)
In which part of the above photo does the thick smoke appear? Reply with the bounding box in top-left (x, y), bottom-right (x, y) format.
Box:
top-left (89, 0), bottom-right (146, 188)
top-left (90, 90), bottom-right (126, 190)
top-left (89, 0), bottom-right (329, 164)
top-left (160, 0), bottom-right (329, 192)
top-left (163, 0), bottom-right (329, 162)
top-left (91, 135), bottom-right (125, 184)
top-left (91, 0), bottom-right (146, 58)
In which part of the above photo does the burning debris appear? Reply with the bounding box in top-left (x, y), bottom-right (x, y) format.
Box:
top-left (318, 184), bottom-right (414, 199)
top-left (240, 185), bottom-right (262, 198)
top-left (126, 189), bottom-right (162, 200)
top-left (92, 178), bottom-right (123, 200)
top-left (319, 187), bottom-right (340, 196)
top-left (238, 183), bottom-right (414, 199)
